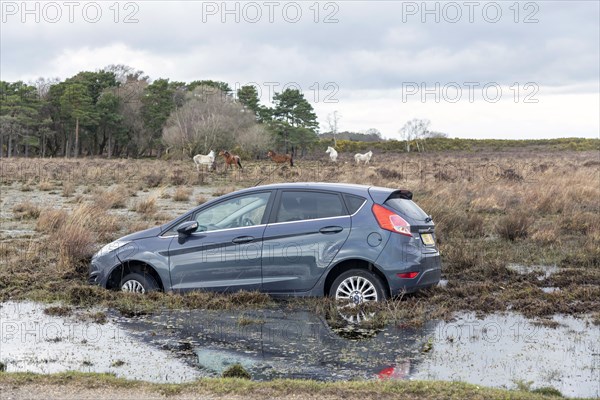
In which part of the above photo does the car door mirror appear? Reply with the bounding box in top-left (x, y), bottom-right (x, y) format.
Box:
top-left (176, 221), bottom-right (198, 243)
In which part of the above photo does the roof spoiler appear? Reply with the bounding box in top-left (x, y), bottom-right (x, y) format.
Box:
top-left (388, 190), bottom-right (413, 200)
top-left (368, 187), bottom-right (413, 204)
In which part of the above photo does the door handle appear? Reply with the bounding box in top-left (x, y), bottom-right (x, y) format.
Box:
top-left (232, 236), bottom-right (255, 244)
top-left (319, 226), bottom-right (343, 234)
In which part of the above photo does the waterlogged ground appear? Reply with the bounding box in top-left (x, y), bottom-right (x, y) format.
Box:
top-left (0, 301), bottom-right (202, 383)
top-left (1, 301), bottom-right (598, 398)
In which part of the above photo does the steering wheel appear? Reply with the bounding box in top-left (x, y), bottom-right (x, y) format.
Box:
top-left (242, 217), bottom-right (254, 227)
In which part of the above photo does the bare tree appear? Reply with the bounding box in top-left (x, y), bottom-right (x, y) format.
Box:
top-left (326, 110), bottom-right (341, 147)
top-left (399, 118), bottom-right (430, 152)
top-left (111, 79), bottom-right (148, 157)
top-left (162, 86), bottom-right (269, 158)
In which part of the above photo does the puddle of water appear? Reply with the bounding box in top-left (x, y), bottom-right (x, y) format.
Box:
top-left (2, 301), bottom-right (598, 398)
top-left (507, 264), bottom-right (560, 280)
top-left (117, 307), bottom-right (599, 398)
top-left (412, 313), bottom-right (599, 398)
top-left (0, 301), bottom-right (203, 383)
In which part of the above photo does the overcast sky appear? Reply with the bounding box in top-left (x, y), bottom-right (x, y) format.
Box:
top-left (1, 1), bottom-right (598, 139)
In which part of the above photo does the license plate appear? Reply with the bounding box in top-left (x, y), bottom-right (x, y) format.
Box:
top-left (421, 233), bottom-right (435, 246)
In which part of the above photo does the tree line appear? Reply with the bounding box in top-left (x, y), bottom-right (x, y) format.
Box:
top-left (0, 65), bottom-right (320, 159)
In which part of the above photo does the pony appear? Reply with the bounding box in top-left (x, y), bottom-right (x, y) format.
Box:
top-left (267, 150), bottom-right (294, 166)
top-left (193, 150), bottom-right (215, 171)
top-left (218, 150), bottom-right (243, 170)
top-left (325, 146), bottom-right (338, 162)
top-left (354, 150), bottom-right (373, 165)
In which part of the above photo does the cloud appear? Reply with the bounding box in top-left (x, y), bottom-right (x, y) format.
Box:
top-left (0, 1), bottom-right (598, 138)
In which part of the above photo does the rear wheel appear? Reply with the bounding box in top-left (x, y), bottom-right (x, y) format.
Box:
top-left (120, 272), bottom-right (159, 294)
top-left (329, 269), bottom-right (386, 304)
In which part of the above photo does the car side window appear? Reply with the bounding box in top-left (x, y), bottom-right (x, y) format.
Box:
top-left (343, 194), bottom-right (366, 214)
top-left (276, 191), bottom-right (345, 222)
top-left (194, 192), bottom-right (271, 232)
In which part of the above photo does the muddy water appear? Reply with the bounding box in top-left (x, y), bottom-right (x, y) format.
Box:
top-left (117, 307), bottom-right (600, 398)
top-left (1, 301), bottom-right (598, 398)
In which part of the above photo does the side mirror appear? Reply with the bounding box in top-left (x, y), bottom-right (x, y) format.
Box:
top-left (176, 221), bottom-right (198, 243)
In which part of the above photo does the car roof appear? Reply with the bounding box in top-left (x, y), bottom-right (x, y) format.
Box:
top-left (236, 182), bottom-right (401, 198)
top-left (245, 182), bottom-right (370, 194)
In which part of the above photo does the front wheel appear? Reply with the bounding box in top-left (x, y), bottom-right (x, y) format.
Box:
top-left (329, 269), bottom-right (386, 304)
top-left (120, 272), bottom-right (159, 294)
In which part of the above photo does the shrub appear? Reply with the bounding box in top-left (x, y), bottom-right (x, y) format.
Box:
top-left (170, 169), bottom-right (186, 186)
top-left (62, 181), bottom-right (76, 197)
top-left (377, 168), bottom-right (403, 180)
top-left (13, 201), bottom-right (41, 219)
top-left (143, 173), bottom-right (163, 188)
top-left (94, 187), bottom-right (129, 209)
top-left (496, 212), bottom-right (531, 241)
top-left (462, 213), bottom-right (485, 238)
top-left (135, 197), bottom-right (157, 215)
top-left (173, 187), bottom-right (192, 202)
top-left (39, 181), bottom-right (54, 191)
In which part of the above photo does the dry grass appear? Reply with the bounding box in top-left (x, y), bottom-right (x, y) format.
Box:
top-left (496, 211), bottom-right (531, 241)
top-left (212, 185), bottom-right (236, 197)
top-left (0, 151), bottom-right (598, 321)
top-left (36, 208), bottom-right (68, 232)
top-left (134, 197), bottom-right (157, 215)
top-left (94, 186), bottom-right (130, 209)
top-left (13, 201), bottom-right (41, 219)
top-left (38, 180), bottom-right (54, 191)
top-left (62, 181), bottom-right (76, 197)
top-left (196, 195), bottom-right (208, 205)
top-left (173, 187), bottom-right (192, 202)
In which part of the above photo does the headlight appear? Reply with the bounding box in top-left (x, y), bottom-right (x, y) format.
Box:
top-left (95, 240), bottom-right (131, 258)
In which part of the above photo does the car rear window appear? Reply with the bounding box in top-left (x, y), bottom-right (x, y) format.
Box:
top-left (276, 191), bottom-right (345, 222)
top-left (343, 194), bottom-right (366, 214)
top-left (384, 197), bottom-right (429, 221)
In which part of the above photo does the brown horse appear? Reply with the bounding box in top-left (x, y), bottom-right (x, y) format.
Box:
top-left (267, 150), bottom-right (294, 167)
top-left (218, 150), bottom-right (243, 170)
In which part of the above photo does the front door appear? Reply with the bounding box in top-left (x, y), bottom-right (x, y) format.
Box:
top-left (169, 191), bottom-right (272, 292)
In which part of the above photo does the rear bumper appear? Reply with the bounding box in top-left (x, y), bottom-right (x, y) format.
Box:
top-left (387, 253), bottom-right (441, 296)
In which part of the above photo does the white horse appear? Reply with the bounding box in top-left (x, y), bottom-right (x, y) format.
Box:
top-left (325, 146), bottom-right (338, 162)
top-left (193, 150), bottom-right (215, 171)
top-left (354, 150), bottom-right (373, 165)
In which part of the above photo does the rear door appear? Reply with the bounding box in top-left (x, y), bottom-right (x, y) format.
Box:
top-left (261, 190), bottom-right (351, 293)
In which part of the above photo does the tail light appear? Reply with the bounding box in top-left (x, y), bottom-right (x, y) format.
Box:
top-left (372, 204), bottom-right (412, 237)
top-left (397, 271), bottom-right (419, 279)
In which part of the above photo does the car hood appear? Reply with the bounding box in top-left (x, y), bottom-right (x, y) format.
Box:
top-left (119, 226), bottom-right (163, 241)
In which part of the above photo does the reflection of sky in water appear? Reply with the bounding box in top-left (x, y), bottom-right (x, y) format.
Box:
top-left (412, 313), bottom-right (599, 398)
top-left (120, 307), bottom-right (599, 398)
top-left (2, 301), bottom-right (597, 398)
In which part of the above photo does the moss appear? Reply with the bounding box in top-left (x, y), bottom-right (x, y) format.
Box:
top-left (222, 364), bottom-right (251, 379)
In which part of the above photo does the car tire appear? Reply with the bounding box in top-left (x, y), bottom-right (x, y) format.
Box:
top-left (120, 272), bottom-right (159, 294)
top-left (329, 269), bottom-right (387, 304)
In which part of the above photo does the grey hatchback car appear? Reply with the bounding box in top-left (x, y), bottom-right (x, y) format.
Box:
top-left (89, 183), bottom-right (441, 303)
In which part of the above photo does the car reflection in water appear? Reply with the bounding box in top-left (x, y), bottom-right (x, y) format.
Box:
top-left (116, 304), bottom-right (438, 381)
